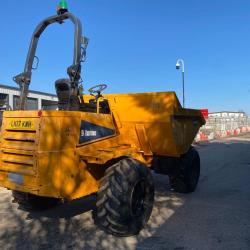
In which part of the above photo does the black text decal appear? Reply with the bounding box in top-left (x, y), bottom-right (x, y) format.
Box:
top-left (79, 121), bottom-right (115, 144)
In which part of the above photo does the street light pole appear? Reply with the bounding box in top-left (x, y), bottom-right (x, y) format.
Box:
top-left (182, 70), bottom-right (185, 108)
top-left (176, 59), bottom-right (185, 108)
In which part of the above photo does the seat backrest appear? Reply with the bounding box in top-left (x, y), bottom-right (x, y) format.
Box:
top-left (55, 78), bottom-right (71, 110)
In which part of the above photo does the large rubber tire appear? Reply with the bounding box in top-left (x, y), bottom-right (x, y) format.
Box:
top-left (96, 158), bottom-right (154, 236)
top-left (12, 191), bottom-right (60, 210)
top-left (170, 147), bottom-right (200, 193)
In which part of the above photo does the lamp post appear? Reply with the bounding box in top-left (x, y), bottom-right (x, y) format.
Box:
top-left (176, 59), bottom-right (185, 108)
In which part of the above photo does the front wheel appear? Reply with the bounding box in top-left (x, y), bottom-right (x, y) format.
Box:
top-left (170, 147), bottom-right (200, 193)
top-left (96, 158), bottom-right (154, 236)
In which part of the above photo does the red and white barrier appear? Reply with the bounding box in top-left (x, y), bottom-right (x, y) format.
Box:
top-left (195, 126), bottom-right (250, 143)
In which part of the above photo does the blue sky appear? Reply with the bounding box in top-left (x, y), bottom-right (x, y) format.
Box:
top-left (0, 1), bottom-right (250, 113)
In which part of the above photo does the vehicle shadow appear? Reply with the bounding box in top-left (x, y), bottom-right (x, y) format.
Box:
top-left (26, 195), bottom-right (96, 220)
top-left (0, 172), bottom-right (183, 250)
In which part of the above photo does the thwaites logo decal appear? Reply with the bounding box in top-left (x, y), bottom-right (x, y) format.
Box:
top-left (79, 121), bottom-right (115, 144)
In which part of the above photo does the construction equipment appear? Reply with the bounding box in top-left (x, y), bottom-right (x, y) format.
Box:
top-left (0, 3), bottom-right (205, 236)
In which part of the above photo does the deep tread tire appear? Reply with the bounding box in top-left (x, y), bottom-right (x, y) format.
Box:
top-left (12, 191), bottom-right (60, 210)
top-left (96, 158), bottom-right (154, 236)
top-left (170, 147), bottom-right (200, 193)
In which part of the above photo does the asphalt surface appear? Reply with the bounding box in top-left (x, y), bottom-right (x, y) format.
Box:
top-left (0, 134), bottom-right (250, 250)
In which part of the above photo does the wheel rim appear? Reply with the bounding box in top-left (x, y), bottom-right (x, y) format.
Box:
top-left (130, 179), bottom-right (146, 217)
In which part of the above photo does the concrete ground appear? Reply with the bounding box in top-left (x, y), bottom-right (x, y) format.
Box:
top-left (0, 134), bottom-right (250, 250)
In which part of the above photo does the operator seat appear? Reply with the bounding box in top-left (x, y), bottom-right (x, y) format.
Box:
top-left (55, 78), bottom-right (80, 111)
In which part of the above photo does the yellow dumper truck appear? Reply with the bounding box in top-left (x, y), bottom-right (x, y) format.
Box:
top-left (0, 5), bottom-right (205, 236)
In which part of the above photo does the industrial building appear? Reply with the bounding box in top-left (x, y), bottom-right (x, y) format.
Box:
top-left (0, 84), bottom-right (58, 110)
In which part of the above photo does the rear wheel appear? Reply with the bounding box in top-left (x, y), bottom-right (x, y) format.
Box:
top-left (96, 158), bottom-right (154, 236)
top-left (12, 191), bottom-right (60, 210)
top-left (170, 147), bottom-right (200, 193)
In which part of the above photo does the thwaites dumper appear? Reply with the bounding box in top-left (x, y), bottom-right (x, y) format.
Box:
top-left (0, 8), bottom-right (205, 236)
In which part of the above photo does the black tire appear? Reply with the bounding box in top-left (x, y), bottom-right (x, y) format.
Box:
top-left (170, 147), bottom-right (200, 193)
top-left (96, 158), bottom-right (154, 236)
top-left (12, 191), bottom-right (60, 210)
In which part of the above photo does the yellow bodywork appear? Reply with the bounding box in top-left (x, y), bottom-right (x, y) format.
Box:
top-left (0, 92), bottom-right (205, 200)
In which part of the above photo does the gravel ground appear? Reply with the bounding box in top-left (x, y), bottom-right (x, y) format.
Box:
top-left (0, 134), bottom-right (250, 250)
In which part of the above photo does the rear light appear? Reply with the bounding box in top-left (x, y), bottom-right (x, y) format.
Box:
top-left (38, 110), bottom-right (42, 117)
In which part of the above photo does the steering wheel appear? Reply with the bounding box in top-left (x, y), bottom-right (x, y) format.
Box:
top-left (88, 84), bottom-right (107, 96)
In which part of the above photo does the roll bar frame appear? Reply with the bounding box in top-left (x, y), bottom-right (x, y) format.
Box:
top-left (13, 12), bottom-right (83, 110)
